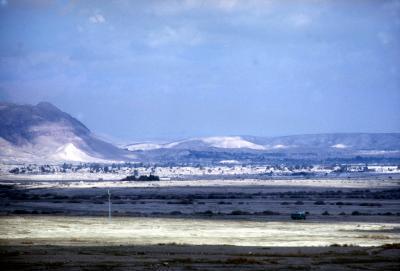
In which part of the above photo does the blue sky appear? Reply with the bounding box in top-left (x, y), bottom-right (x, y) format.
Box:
top-left (0, 0), bottom-right (399, 143)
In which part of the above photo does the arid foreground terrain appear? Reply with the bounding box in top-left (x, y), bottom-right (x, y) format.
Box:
top-left (1, 243), bottom-right (399, 271)
top-left (1, 178), bottom-right (399, 270)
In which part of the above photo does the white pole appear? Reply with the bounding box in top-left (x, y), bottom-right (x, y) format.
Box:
top-left (108, 189), bottom-right (111, 222)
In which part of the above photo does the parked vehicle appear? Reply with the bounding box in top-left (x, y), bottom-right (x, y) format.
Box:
top-left (291, 211), bottom-right (307, 220)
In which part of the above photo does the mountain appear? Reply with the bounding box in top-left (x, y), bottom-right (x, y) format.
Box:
top-left (1, 101), bottom-right (399, 165)
top-left (125, 136), bottom-right (266, 151)
top-left (243, 133), bottom-right (400, 151)
top-left (126, 134), bottom-right (400, 152)
top-left (0, 102), bottom-right (134, 163)
top-left (126, 134), bottom-right (400, 165)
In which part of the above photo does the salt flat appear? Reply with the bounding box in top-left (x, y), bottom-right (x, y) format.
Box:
top-left (1, 216), bottom-right (399, 247)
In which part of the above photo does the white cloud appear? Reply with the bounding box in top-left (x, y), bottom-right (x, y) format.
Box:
top-left (289, 13), bottom-right (312, 28)
top-left (216, 0), bottom-right (239, 11)
top-left (77, 25), bottom-right (84, 33)
top-left (151, 0), bottom-right (273, 15)
top-left (331, 144), bottom-right (348, 149)
top-left (89, 13), bottom-right (106, 24)
top-left (1, 0), bottom-right (7, 7)
top-left (147, 26), bottom-right (203, 47)
top-left (377, 32), bottom-right (392, 45)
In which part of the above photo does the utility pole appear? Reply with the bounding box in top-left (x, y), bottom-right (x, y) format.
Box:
top-left (108, 189), bottom-right (111, 222)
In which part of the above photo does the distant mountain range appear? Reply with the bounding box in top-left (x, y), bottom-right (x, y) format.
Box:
top-left (125, 134), bottom-right (400, 152)
top-left (0, 102), bottom-right (399, 164)
top-left (126, 134), bottom-right (400, 165)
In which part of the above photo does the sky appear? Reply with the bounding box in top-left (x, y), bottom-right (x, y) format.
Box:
top-left (0, 0), bottom-right (399, 143)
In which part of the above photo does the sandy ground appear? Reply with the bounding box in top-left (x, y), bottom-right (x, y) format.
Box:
top-left (3, 178), bottom-right (400, 189)
top-left (1, 244), bottom-right (399, 270)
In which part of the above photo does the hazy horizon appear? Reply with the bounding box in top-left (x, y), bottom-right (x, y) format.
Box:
top-left (1, 0), bottom-right (399, 142)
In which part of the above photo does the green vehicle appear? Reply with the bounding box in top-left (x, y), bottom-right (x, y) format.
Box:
top-left (291, 211), bottom-right (306, 220)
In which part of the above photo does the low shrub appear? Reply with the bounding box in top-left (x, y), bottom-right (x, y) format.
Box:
top-left (169, 211), bottom-right (182, 215)
top-left (230, 210), bottom-right (250, 215)
top-left (261, 210), bottom-right (280, 215)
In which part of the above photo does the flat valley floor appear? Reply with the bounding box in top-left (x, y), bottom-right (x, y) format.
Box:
top-left (1, 178), bottom-right (399, 270)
